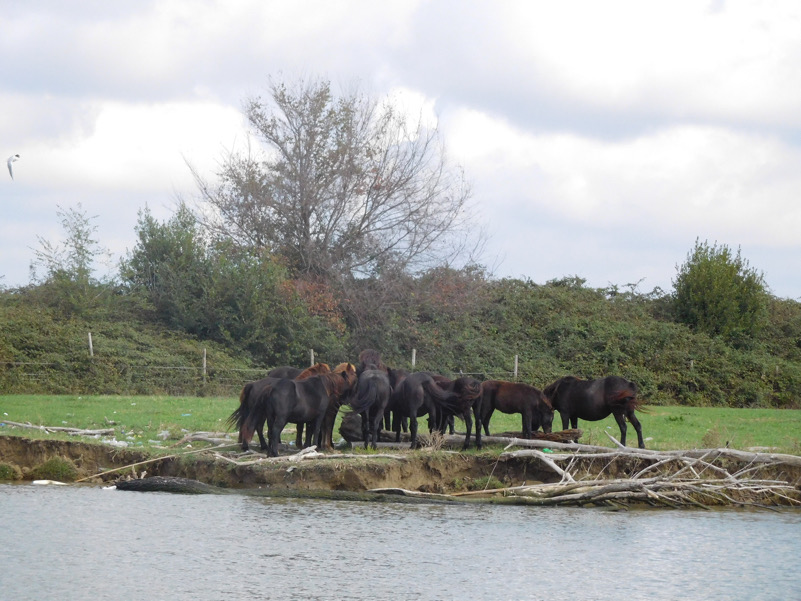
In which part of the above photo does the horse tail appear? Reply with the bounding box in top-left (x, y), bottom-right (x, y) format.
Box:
top-left (227, 383), bottom-right (253, 443)
top-left (607, 380), bottom-right (643, 413)
top-left (422, 379), bottom-right (461, 413)
top-left (350, 378), bottom-right (380, 414)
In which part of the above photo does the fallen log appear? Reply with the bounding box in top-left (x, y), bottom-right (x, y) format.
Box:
top-left (115, 476), bottom-right (229, 495)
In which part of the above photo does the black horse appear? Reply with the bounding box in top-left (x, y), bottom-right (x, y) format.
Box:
top-left (349, 369), bottom-right (392, 449)
top-left (230, 363), bottom-right (331, 450)
top-left (543, 375), bottom-right (644, 448)
top-left (480, 380), bottom-right (554, 439)
top-left (385, 367), bottom-right (410, 432)
top-left (387, 371), bottom-right (459, 449)
top-left (261, 369), bottom-right (357, 456)
top-left (430, 375), bottom-right (484, 449)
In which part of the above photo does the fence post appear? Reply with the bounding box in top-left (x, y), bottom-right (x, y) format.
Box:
top-left (514, 355), bottom-right (518, 380)
top-left (310, 349), bottom-right (315, 366)
top-left (202, 348), bottom-right (207, 384)
top-left (88, 332), bottom-right (94, 358)
top-left (411, 348), bottom-right (416, 369)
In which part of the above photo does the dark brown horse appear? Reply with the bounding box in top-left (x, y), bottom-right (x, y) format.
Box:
top-left (230, 363), bottom-right (330, 451)
top-left (387, 371), bottom-right (460, 449)
top-left (385, 367), bottom-right (410, 432)
top-left (260, 368), bottom-right (358, 456)
top-left (480, 380), bottom-right (554, 439)
top-left (430, 375), bottom-right (484, 449)
top-left (543, 375), bottom-right (645, 448)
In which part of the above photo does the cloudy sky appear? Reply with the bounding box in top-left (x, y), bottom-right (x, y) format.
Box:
top-left (2, 0), bottom-right (800, 299)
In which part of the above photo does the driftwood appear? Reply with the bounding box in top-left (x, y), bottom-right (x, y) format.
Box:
top-left (115, 476), bottom-right (229, 495)
top-left (1, 420), bottom-right (114, 436)
top-left (488, 441), bottom-right (801, 509)
top-left (213, 445), bottom-right (408, 467)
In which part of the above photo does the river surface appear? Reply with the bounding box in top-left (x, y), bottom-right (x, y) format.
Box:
top-left (0, 483), bottom-right (799, 601)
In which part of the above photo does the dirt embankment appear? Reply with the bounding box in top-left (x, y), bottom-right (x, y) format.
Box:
top-left (0, 436), bottom-right (551, 493)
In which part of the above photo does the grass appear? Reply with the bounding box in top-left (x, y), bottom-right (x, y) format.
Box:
top-left (1, 395), bottom-right (800, 455)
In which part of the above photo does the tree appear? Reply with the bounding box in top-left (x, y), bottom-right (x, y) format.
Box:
top-left (28, 203), bottom-right (111, 316)
top-left (672, 239), bottom-right (769, 342)
top-left (120, 204), bottom-right (349, 364)
top-left (190, 76), bottom-right (480, 281)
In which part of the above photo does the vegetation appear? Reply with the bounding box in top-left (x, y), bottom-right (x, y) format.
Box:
top-left (1, 75), bottom-right (799, 410)
top-left (673, 239), bottom-right (769, 343)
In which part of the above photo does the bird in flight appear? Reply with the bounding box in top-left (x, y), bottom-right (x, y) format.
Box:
top-left (7, 154), bottom-right (20, 179)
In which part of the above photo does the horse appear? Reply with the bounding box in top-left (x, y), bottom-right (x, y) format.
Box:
top-left (317, 363), bottom-right (359, 451)
top-left (356, 349), bottom-right (387, 376)
top-left (262, 368), bottom-right (358, 456)
top-left (430, 375), bottom-right (484, 449)
top-left (480, 380), bottom-right (554, 439)
top-left (387, 371), bottom-right (460, 449)
top-left (385, 367), bottom-right (410, 432)
top-left (287, 363), bottom-right (333, 447)
top-left (543, 375), bottom-right (645, 448)
top-left (348, 369), bottom-right (392, 449)
top-left (229, 362), bottom-right (330, 451)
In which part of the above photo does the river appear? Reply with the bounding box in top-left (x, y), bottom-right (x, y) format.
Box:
top-left (0, 483), bottom-right (799, 600)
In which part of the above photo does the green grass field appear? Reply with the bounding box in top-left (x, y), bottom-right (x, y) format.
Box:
top-left (1, 395), bottom-right (800, 454)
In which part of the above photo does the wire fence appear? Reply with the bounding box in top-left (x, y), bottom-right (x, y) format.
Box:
top-left (0, 354), bottom-right (526, 397)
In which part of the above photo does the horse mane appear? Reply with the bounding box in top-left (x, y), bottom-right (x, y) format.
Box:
top-left (453, 377), bottom-right (482, 403)
top-left (297, 362), bottom-right (330, 379)
top-left (318, 368), bottom-right (357, 398)
top-left (332, 362), bottom-right (356, 374)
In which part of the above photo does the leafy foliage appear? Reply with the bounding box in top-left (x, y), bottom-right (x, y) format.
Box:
top-left (672, 239), bottom-right (769, 343)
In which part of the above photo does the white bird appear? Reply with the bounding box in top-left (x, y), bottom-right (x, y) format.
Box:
top-left (7, 154), bottom-right (19, 179)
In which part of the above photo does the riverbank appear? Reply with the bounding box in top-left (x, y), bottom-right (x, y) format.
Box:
top-left (3, 434), bottom-right (801, 508)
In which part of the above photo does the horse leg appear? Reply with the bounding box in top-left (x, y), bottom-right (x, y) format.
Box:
top-left (474, 407), bottom-right (483, 450)
top-left (612, 412), bottom-right (628, 447)
top-left (409, 415), bottom-right (419, 449)
top-left (627, 410), bottom-right (645, 448)
top-left (448, 414), bottom-right (455, 435)
top-left (462, 412), bottom-right (473, 450)
top-left (521, 408), bottom-right (532, 439)
top-left (361, 411), bottom-right (370, 449)
top-left (256, 416), bottom-right (269, 451)
top-left (371, 410), bottom-right (383, 450)
top-left (295, 423), bottom-right (304, 448)
top-left (269, 417), bottom-right (288, 457)
top-left (483, 408), bottom-right (494, 436)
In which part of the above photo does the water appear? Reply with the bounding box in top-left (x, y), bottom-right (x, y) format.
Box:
top-left (1, 484), bottom-right (799, 601)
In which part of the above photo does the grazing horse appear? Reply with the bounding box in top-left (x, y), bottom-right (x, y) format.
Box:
top-left (230, 363), bottom-right (330, 451)
top-left (430, 375), bottom-right (484, 449)
top-left (262, 368), bottom-right (358, 456)
top-left (543, 375), bottom-right (645, 448)
top-left (480, 380), bottom-right (554, 439)
top-left (349, 369), bottom-right (392, 449)
top-left (387, 371), bottom-right (460, 449)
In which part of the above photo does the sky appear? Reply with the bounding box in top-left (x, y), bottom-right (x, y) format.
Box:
top-left (2, 0), bottom-right (800, 299)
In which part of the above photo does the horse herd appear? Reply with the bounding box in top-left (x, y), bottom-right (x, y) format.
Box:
top-left (228, 349), bottom-right (645, 456)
